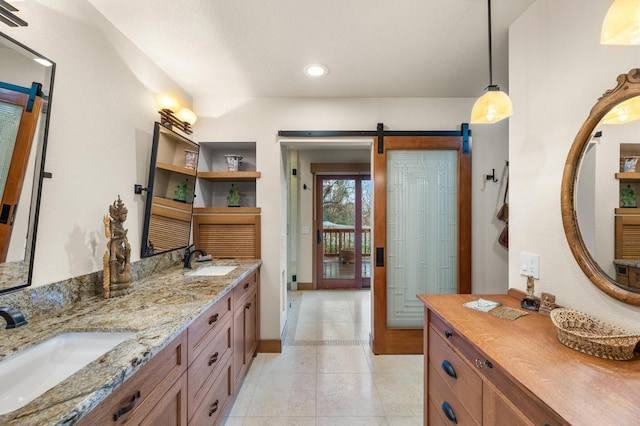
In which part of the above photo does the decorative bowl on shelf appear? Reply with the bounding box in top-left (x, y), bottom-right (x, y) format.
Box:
top-left (224, 155), bottom-right (243, 172)
top-left (550, 308), bottom-right (640, 360)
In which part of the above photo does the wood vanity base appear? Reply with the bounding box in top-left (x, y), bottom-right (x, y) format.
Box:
top-left (419, 293), bottom-right (640, 425)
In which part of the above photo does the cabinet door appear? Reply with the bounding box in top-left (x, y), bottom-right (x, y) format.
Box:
top-left (244, 289), bottom-right (258, 363)
top-left (233, 298), bottom-right (245, 387)
top-left (483, 385), bottom-right (531, 426)
top-left (139, 373), bottom-right (188, 426)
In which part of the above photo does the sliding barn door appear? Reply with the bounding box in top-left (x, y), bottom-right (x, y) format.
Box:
top-left (0, 84), bottom-right (42, 262)
top-left (372, 135), bottom-right (471, 354)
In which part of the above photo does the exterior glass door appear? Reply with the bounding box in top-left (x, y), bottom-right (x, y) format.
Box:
top-left (316, 175), bottom-right (371, 289)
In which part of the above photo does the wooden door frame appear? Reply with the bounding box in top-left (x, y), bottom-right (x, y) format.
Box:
top-left (372, 135), bottom-right (472, 354)
top-left (314, 173), bottom-right (370, 289)
top-left (0, 86), bottom-right (42, 262)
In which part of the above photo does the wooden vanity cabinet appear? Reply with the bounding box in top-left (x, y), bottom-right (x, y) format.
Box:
top-left (78, 271), bottom-right (260, 426)
top-left (77, 333), bottom-right (188, 426)
top-left (421, 294), bottom-right (567, 426)
top-left (232, 270), bottom-right (259, 389)
top-left (420, 293), bottom-right (640, 425)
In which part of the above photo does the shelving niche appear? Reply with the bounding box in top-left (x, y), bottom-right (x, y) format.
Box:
top-left (193, 142), bottom-right (261, 259)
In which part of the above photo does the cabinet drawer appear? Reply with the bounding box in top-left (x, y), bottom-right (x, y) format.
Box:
top-left (428, 364), bottom-right (479, 426)
top-left (78, 333), bottom-right (187, 425)
top-left (428, 326), bottom-right (482, 422)
top-left (188, 314), bottom-right (232, 410)
top-left (188, 292), bottom-right (232, 364)
top-left (233, 271), bottom-right (257, 307)
top-left (189, 353), bottom-right (233, 426)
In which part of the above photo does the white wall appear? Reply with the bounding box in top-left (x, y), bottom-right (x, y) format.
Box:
top-left (3, 3), bottom-right (511, 343)
top-left (4, 1), bottom-right (190, 287)
top-left (510, 0), bottom-right (640, 330)
top-left (194, 98), bottom-right (510, 340)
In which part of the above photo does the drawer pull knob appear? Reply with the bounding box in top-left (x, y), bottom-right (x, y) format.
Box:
top-left (244, 282), bottom-right (250, 289)
top-left (113, 390), bottom-right (140, 421)
top-left (441, 360), bottom-right (457, 379)
top-left (209, 351), bottom-right (219, 366)
top-left (245, 302), bottom-right (252, 310)
top-left (441, 401), bottom-right (457, 424)
top-left (443, 330), bottom-right (453, 339)
top-left (209, 313), bottom-right (219, 325)
top-left (209, 399), bottom-right (219, 416)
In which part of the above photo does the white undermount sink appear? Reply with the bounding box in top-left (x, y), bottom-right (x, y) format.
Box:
top-left (0, 331), bottom-right (134, 414)
top-left (187, 265), bottom-right (238, 277)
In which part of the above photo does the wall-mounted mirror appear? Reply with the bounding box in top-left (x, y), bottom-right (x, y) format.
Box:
top-left (0, 32), bottom-right (54, 294)
top-left (140, 122), bottom-right (198, 257)
top-left (562, 68), bottom-right (640, 306)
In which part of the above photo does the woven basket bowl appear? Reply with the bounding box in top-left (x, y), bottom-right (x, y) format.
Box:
top-left (550, 308), bottom-right (640, 361)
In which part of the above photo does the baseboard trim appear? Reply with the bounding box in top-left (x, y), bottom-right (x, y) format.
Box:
top-left (258, 339), bottom-right (282, 353)
top-left (297, 282), bottom-right (313, 290)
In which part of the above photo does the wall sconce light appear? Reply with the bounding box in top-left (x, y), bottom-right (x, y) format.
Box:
top-left (601, 0), bottom-right (640, 45)
top-left (155, 93), bottom-right (197, 135)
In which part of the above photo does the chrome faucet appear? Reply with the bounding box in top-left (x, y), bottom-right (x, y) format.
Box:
top-left (0, 306), bottom-right (27, 329)
top-left (183, 245), bottom-right (207, 269)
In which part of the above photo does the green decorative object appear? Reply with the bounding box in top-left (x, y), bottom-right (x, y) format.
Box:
top-left (174, 179), bottom-right (190, 202)
top-left (621, 185), bottom-right (636, 207)
top-left (227, 184), bottom-right (241, 207)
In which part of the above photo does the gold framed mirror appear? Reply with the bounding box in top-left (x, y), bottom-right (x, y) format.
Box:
top-left (562, 68), bottom-right (640, 306)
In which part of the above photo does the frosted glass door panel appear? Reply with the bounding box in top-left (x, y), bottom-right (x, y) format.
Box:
top-left (386, 150), bottom-right (458, 328)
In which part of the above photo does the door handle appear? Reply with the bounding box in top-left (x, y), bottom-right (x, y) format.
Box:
top-left (0, 204), bottom-right (10, 225)
top-left (317, 229), bottom-right (322, 244)
top-left (376, 247), bottom-right (384, 267)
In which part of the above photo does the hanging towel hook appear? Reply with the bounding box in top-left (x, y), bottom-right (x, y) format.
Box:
top-left (486, 169), bottom-right (498, 182)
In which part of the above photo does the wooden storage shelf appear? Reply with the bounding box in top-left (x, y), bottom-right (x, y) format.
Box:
top-left (153, 196), bottom-right (193, 212)
top-left (197, 171), bottom-right (261, 181)
top-left (193, 207), bottom-right (261, 215)
top-left (157, 161), bottom-right (198, 176)
top-left (615, 207), bottom-right (640, 214)
top-left (615, 172), bottom-right (640, 182)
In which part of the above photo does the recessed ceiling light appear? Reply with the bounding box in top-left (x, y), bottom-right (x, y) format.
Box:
top-left (304, 64), bottom-right (328, 77)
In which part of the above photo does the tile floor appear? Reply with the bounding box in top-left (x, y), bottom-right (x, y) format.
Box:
top-left (222, 290), bottom-right (423, 425)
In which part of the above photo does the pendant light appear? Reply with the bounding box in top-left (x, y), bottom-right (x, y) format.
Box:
top-left (601, 0), bottom-right (640, 45)
top-left (470, 0), bottom-right (513, 124)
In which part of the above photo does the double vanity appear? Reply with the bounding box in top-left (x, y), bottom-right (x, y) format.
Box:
top-left (0, 259), bottom-right (261, 425)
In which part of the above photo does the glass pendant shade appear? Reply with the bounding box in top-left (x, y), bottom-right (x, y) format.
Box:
top-left (176, 107), bottom-right (197, 125)
top-left (601, 0), bottom-right (640, 45)
top-left (470, 87), bottom-right (513, 124)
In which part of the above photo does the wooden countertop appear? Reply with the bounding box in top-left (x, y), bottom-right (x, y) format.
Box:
top-left (0, 259), bottom-right (261, 426)
top-left (418, 293), bottom-right (640, 426)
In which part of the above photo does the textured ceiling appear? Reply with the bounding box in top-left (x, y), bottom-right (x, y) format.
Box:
top-left (89, 0), bottom-right (535, 100)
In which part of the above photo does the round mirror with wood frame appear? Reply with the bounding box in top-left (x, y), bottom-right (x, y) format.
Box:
top-left (562, 68), bottom-right (640, 306)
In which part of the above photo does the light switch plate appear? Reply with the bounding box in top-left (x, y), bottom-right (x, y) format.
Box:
top-left (519, 252), bottom-right (540, 279)
top-left (302, 226), bottom-right (310, 234)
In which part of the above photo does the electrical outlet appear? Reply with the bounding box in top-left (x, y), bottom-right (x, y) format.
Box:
top-left (519, 252), bottom-right (540, 279)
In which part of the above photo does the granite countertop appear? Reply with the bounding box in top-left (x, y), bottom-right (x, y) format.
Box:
top-left (613, 258), bottom-right (640, 268)
top-left (0, 259), bottom-right (261, 426)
